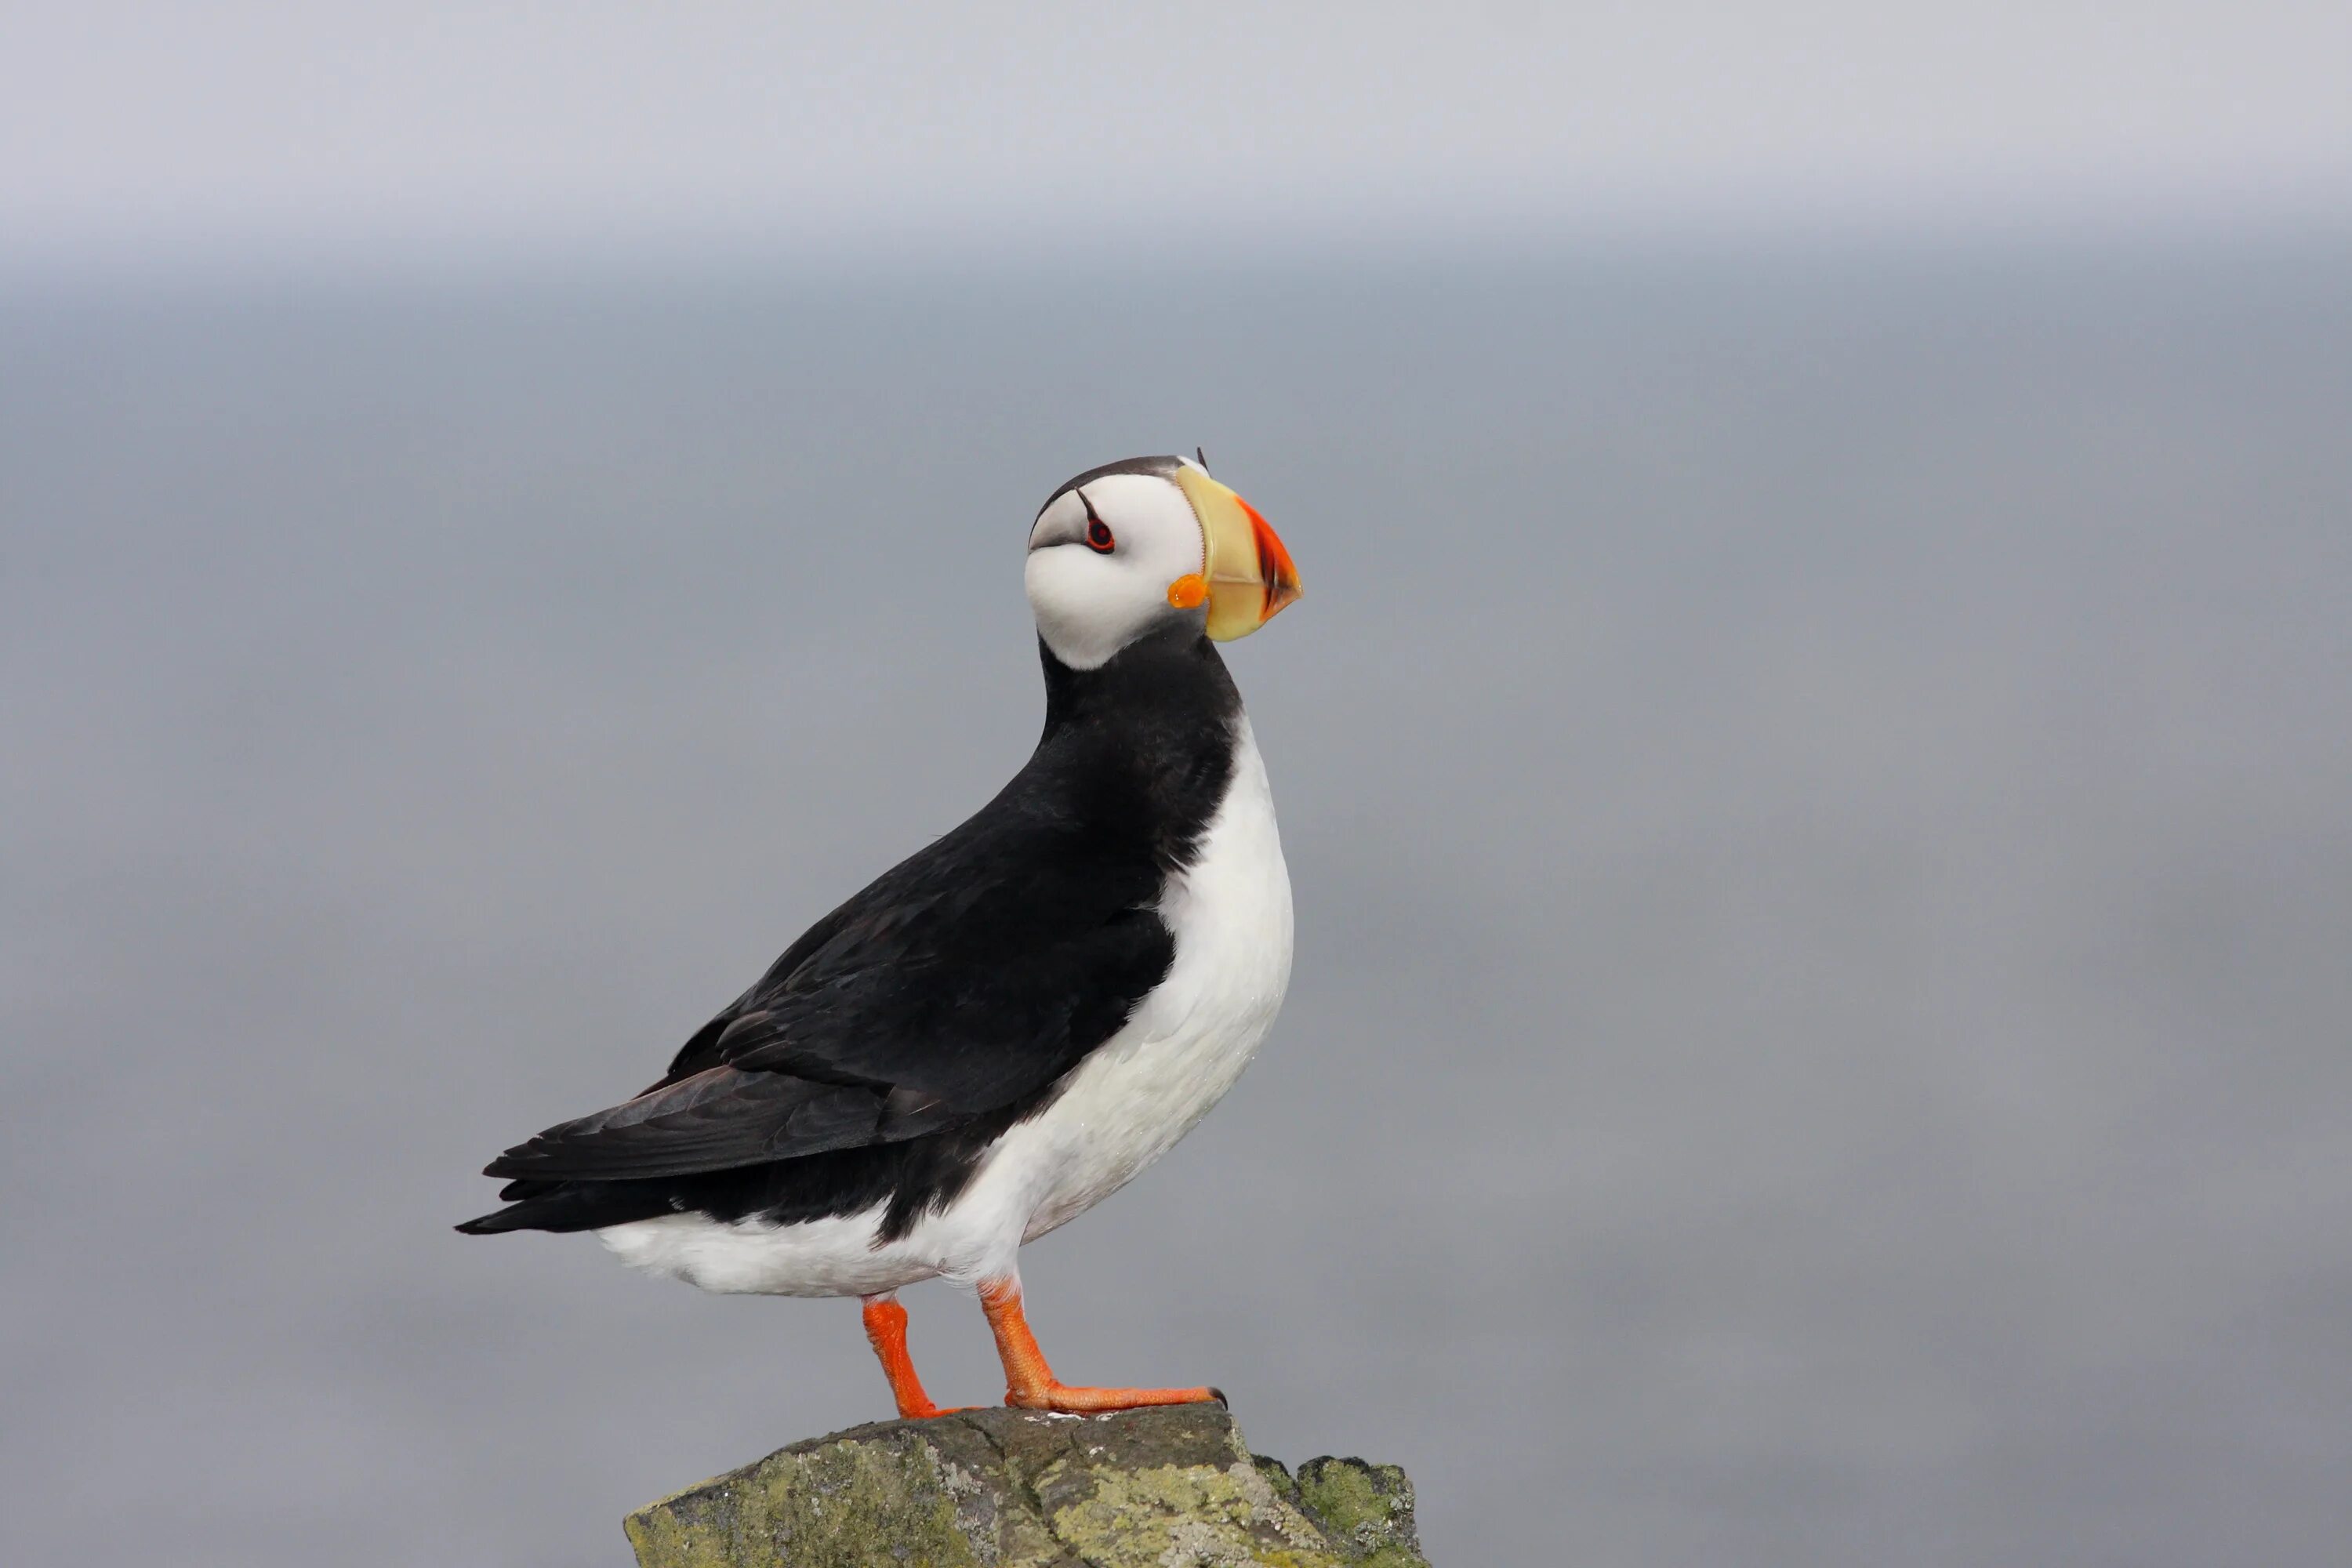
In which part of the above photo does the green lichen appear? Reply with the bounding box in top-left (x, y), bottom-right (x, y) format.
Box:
top-left (1294, 1458), bottom-right (1425, 1566)
top-left (1251, 1454), bottom-right (1302, 1508)
top-left (624, 1407), bottom-right (1430, 1568)
top-left (1039, 1457), bottom-right (1345, 1568)
top-left (626, 1433), bottom-right (985, 1568)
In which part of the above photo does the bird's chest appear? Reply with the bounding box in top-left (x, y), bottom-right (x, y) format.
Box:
top-left (1013, 724), bottom-right (1294, 1236)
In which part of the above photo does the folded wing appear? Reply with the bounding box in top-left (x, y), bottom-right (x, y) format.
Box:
top-left (475, 770), bottom-right (1175, 1188)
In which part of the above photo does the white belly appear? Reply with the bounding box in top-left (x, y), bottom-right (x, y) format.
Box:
top-left (596, 718), bottom-right (1293, 1297)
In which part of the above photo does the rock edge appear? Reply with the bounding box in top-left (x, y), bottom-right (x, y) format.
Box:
top-left (624, 1404), bottom-right (1428, 1567)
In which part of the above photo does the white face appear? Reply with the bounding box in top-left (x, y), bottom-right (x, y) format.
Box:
top-left (1025, 469), bottom-right (1208, 670)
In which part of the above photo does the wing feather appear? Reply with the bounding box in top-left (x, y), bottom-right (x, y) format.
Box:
top-left (481, 1065), bottom-right (885, 1180)
top-left (475, 746), bottom-right (1178, 1186)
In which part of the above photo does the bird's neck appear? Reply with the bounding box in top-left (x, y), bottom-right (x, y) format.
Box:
top-left (1030, 629), bottom-right (1245, 866)
top-left (1036, 627), bottom-right (1242, 742)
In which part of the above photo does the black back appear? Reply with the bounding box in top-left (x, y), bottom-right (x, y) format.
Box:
top-left (457, 624), bottom-right (1242, 1240)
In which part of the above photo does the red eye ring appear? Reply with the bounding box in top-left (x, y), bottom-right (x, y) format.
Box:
top-left (1078, 489), bottom-right (1115, 553)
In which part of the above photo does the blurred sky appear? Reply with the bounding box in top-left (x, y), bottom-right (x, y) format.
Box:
top-left (5, 0), bottom-right (2352, 274)
top-left (5, 8), bottom-right (2351, 1568)
top-left (7, 250), bottom-right (2350, 1568)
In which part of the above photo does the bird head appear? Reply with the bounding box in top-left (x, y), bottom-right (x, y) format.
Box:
top-left (1025, 455), bottom-right (1300, 670)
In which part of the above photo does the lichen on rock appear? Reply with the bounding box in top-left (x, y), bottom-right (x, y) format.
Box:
top-left (623, 1405), bottom-right (1429, 1567)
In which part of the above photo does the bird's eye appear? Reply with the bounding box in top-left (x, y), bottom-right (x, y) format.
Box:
top-left (1077, 490), bottom-right (1115, 553)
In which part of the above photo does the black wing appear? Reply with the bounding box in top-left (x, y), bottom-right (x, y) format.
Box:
top-left (478, 756), bottom-right (1175, 1185)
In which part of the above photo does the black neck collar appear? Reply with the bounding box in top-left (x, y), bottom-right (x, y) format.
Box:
top-left (1037, 625), bottom-right (1240, 738)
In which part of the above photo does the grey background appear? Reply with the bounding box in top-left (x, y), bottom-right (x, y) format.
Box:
top-left (5, 250), bottom-right (2348, 1567)
top-left (5, 6), bottom-right (2352, 1566)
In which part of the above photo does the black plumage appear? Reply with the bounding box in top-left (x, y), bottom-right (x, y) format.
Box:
top-left (457, 622), bottom-right (1243, 1243)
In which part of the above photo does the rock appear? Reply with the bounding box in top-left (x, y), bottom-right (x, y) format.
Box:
top-left (623, 1404), bottom-right (1430, 1567)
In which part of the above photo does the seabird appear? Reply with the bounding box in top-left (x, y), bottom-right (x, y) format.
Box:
top-left (459, 455), bottom-right (1302, 1416)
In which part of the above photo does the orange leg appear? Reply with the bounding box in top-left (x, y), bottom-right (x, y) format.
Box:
top-left (978, 1277), bottom-right (1222, 1414)
top-left (861, 1293), bottom-right (960, 1419)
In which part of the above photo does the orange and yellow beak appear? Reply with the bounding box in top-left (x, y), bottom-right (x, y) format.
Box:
top-left (1171, 465), bottom-right (1302, 641)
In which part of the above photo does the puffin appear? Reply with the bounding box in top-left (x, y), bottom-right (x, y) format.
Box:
top-left (459, 455), bottom-right (1302, 1417)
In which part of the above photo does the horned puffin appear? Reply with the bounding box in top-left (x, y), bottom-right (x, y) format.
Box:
top-left (459, 455), bottom-right (1302, 1417)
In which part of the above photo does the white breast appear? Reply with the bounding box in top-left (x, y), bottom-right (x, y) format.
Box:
top-left (597, 717), bottom-right (1292, 1297)
top-left (993, 716), bottom-right (1294, 1244)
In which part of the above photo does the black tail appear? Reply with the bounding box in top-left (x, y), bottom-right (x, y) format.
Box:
top-left (455, 1176), bottom-right (677, 1235)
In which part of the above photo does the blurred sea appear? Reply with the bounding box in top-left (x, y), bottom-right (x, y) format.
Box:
top-left (4, 241), bottom-right (2348, 1566)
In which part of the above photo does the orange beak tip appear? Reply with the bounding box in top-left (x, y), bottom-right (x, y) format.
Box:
top-left (1233, 495), bottom-right (1301, 617)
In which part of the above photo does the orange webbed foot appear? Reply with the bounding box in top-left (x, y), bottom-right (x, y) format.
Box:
top-left (861, 1294), bottom-right (967, 1419)
top-left (978, 1277), bottom-right (1224, 1416)
top-left (1005, 1381), bottom-right (1225, 1414)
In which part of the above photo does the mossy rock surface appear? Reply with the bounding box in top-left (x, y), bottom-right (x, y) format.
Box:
top-left (624, 1405), bottom-right (1428, 1567)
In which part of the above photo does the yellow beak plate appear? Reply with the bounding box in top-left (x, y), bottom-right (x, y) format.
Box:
top-left (1173, 466), bottom-right (1301, 641)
